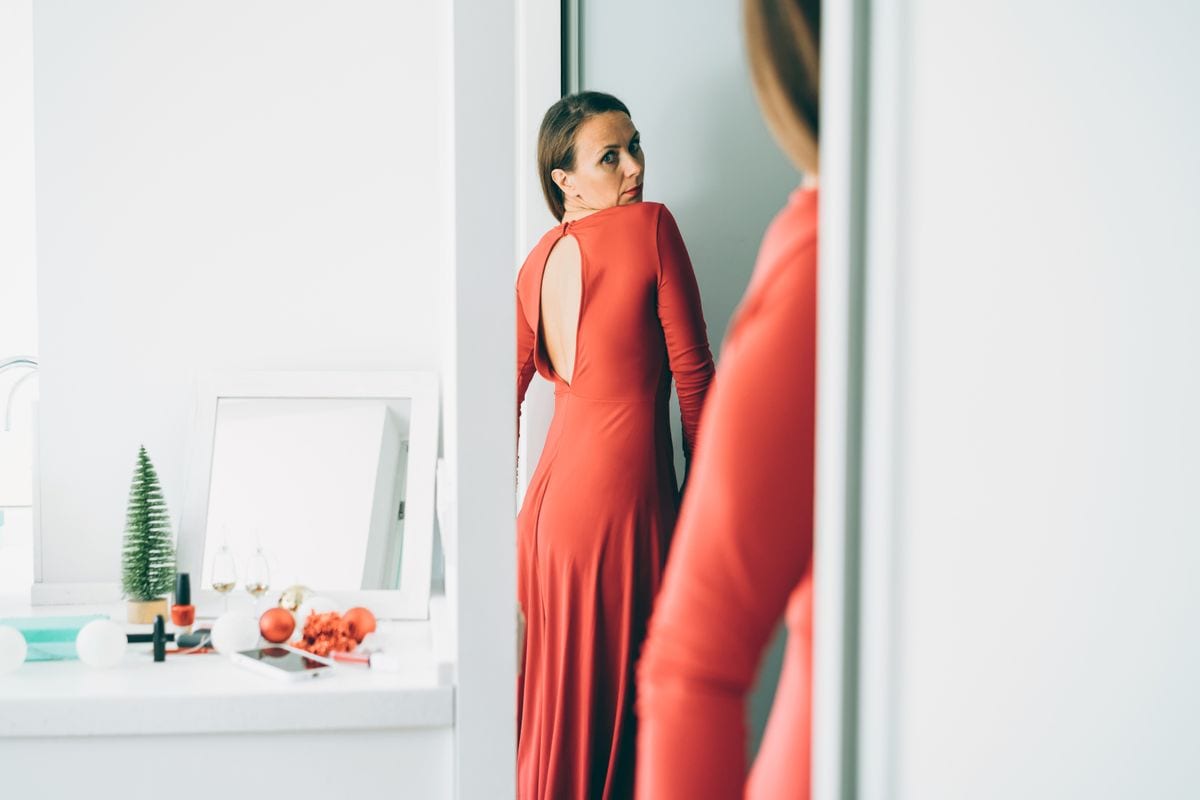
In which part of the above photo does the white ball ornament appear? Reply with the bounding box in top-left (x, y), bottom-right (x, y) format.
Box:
top-left (0, 625), bottom-right (27, 674)
top-left (75, 619), bottom-right (127, 668)
top-left (294, 595), bottom-right (338, 629)
top-left (211, 612), bottom-right (261, 654)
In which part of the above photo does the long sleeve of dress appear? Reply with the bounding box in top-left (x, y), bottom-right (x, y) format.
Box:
top-left (636, 227), bottom-right (817, 799)
top-left (516, 286), bottom-right (537, 430)
top-left (655, 207), bottom-right (715, 458)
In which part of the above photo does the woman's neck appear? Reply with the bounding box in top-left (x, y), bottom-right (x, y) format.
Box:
top-left (561, 205), bottom-right (604, 223)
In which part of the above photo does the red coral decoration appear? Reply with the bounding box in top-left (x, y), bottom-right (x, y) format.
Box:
top-left (291, 610), bottom-right (358, 657)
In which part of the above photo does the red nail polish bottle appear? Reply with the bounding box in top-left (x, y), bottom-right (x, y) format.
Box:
top-left (171, 573), bottom-right (195, 631)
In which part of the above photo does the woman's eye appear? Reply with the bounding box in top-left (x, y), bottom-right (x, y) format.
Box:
top-left (630, 140), bottom-right (640, 154)
top-left (602, 151), bottom-right (616, 165)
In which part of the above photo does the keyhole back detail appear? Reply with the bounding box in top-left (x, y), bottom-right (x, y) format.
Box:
top-left (539, 234), bottom-right (583, 387)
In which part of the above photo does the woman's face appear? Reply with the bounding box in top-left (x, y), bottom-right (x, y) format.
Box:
top-left (553, 111), bottom-right (644, 215)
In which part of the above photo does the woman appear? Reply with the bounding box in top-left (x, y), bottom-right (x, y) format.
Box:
top-left (636, 1), bottom-right (820, 798)
top-left (516, 91), bottom-right (715, 799)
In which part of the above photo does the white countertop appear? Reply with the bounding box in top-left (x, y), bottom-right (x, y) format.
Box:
top-left (0, 597), bottom-right (455, 738)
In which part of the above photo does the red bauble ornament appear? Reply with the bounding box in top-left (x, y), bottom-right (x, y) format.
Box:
top-left (343, 607), bottom-right (377, 643)
top-left (259, 607), bottom-right (296, 643)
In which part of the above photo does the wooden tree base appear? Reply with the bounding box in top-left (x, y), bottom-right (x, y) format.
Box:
top-left (127, 598), bottom-right (168, 624)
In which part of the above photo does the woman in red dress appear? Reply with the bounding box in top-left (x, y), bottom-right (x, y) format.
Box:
top-left (516, 92), bottom-right (715, 799)
top-left (636, 1), bottom-right (821, 798)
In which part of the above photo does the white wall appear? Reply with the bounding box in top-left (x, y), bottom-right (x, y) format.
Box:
top-left (33, 1), bottom-right (446, 589)
top-left (858, 1), bottom-right (1200, 797)
top-left (0, 0), bottom-right (38, 596)
top-left (0, 0), bottom-right (36, 361)
top-left (579, 0), bottom-right (800, 752)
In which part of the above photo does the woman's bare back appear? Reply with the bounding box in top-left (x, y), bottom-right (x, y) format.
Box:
top-left (539, 235), bottom-right (582, 386)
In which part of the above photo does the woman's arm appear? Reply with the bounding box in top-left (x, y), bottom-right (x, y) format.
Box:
top-left (637, 256), bottom-right (816, 799)
top-left (516, 287), bottom-right (537, 431)
top-left (655, 206), bottom-right (715, 460)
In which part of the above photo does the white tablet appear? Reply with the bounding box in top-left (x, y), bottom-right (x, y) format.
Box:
top-left (230, 646), bottom-right (334, 681)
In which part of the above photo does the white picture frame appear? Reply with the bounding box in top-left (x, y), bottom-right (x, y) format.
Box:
top-left (177, 370), bottom-right (439, 620)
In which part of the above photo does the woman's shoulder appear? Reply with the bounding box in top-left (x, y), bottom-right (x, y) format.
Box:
top-left (758, 188), bottom-right (818, 271)
top-left (589, 203), bottom-right (678, 265)
top-left (515, 225), bottom-right (563, 285)
top-left (731, 188), bottom-right (819, 338)
top-left (628, 200), bottom-right (669, 220)
top-left (576, 200), bottom-right (667, 232)
top-left (622, 200), bottom-right (670, 230)
top-left (740, 187), bottom-right (818, 300)
top-left (516, 201), bottom-right (673, 284)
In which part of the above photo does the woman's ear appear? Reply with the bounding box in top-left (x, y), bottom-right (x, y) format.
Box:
top-left (552, 168), bottom-right (574, 196)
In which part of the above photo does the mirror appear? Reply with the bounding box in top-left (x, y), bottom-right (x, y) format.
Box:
top-left (178, 371), bottom-right (438, 619)
top-left (201, 397), bottom-right (412, 592)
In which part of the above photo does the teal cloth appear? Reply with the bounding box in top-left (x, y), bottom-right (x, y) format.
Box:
top-left (0, 614), bottom-right (108, 661)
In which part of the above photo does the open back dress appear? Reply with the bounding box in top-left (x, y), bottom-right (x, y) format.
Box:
top-left (515, 201), bottom-right (715, 799)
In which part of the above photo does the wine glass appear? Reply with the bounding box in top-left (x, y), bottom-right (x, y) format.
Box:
top-left (211, 545), bottom-right (237, 614)
top-left (244, 546), bottom-right (271, 612)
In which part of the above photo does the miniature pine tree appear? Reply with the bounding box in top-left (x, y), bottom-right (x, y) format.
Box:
top-left (121, 445), bottom-right (176, 601)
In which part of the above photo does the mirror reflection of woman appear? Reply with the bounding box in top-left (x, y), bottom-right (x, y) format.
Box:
top-left (515, 92), bottom-right (715, 800)
top-left (636, 1), bottom-right (821, 798)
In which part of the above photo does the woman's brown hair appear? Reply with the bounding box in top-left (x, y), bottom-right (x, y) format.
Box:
top-left (537, 92), bottom-right (632, 222)
top-left (744, 0), bottom-right (820, 173)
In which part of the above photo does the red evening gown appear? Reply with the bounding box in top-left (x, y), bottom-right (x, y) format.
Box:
top-left (516, 201), bottom-right (715, 800)
top-left (636, 187), bottom-right (819, 799)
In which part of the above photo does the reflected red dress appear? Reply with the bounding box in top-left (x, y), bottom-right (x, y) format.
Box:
top-left (516, 202), bottom-right (715, 800)
top-left (636, 187), bottom-right (819, 799)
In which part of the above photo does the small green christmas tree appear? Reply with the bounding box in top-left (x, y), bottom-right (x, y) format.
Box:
top-left (121, 445), bottom-right (176, 602)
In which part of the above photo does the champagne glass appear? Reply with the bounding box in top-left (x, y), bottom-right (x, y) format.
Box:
top-left (211, 544), bottom-right (237, 614)
top-left (244, 546), bottom-right (271, 612)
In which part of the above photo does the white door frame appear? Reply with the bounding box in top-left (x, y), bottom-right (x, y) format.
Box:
top-left (813, 0), bottom-right (873, 797)
top-left (510, 3), bottom-right (904, 799)
top-left (515, 0), bottom-right (561, 502)
top-left (448, 1), bottom-right (521, 797)
top-left (814, 0), bottom-right (906, 798)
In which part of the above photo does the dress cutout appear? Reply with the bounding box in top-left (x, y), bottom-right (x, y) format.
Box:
top-left (540, 234), bottom-right (583, 385)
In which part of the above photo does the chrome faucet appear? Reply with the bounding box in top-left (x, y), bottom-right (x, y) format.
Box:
top-left (1, 356), bottom-right (39, 432)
